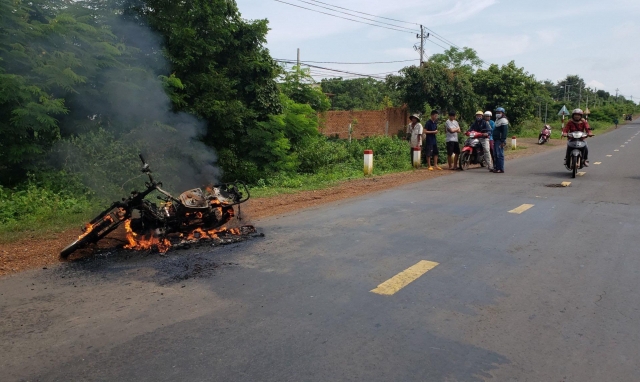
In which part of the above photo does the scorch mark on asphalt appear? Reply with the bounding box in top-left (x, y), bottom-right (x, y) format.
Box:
top-left (508, 204), bottom-right (535, 214)
top-left (371, 260), bottom-right (439, 296)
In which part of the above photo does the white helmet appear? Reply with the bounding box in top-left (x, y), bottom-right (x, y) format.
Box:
top-left (484, 111), bottom-right (492, 117)
top-left (572, 108), bottom-right (584, 115)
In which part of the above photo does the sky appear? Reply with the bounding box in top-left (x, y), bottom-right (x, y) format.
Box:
top-left (236, 0), bottom-right (640, 101)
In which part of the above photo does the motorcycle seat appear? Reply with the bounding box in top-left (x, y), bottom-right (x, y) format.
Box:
top-left (180, 188), bottom-right (209, 209)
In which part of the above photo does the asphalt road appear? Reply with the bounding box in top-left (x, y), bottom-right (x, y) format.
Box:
top-left (2, 121), bottom-right (640, 381)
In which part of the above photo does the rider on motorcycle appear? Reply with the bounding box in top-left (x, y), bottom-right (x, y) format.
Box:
top-left (562, 108), bottom-right (591, 167)
top-left (469, 110), bottom-right (493, 171)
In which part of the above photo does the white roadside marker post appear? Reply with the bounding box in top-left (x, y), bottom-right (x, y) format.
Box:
top-left (364, 150), bottom-right (373, 176)
top-left (511, 136), bottom-right (517, 150)
top-left (412, 147), bottom-right (421, 169)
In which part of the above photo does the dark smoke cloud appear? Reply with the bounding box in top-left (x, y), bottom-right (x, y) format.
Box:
top-left (51, 15), bottom-right (220, 200)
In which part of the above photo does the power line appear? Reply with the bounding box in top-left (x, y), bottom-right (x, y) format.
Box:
top-left (272, 0), bottom-right (416, 34)
top-left (289, 0), bottom-right (416, 32)
top-left (277, 59), bottom-right (389, 79)
top-left (305, 0), bottom-right (419, 26)
top-left (275, 58), bottom-right (416, 65)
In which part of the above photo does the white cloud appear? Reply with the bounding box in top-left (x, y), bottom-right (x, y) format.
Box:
top-left (587, 80), bottom-right (606, 90)
top-left (429, 0), bottom-right (498, 23)
top-left (537, 30), bottom-right (559, 45)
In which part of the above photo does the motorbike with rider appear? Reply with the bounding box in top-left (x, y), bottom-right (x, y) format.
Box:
top-left (562, 109), bottom-right (592, 175)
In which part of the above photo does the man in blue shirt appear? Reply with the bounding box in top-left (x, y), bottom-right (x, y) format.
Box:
top-left (424, 110), bottom-right (442, 170)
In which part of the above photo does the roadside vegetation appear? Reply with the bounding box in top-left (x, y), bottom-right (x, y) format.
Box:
top-left (1, 0), bottom-right (639, 240)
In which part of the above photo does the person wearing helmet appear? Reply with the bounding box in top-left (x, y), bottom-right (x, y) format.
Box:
top-left (469, 110), bottom-right (493, 171)
top-left (484, 111), bottom-right (496, 166)
top-left (493, 107), bottom-right (509, 173)
top-left (562, 108), bottom-right (591, 167)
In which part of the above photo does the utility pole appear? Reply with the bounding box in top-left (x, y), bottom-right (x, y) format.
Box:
top-left (297, 48), bottom-right (300, 67)
top-left (420, 25), bottom-right (424, 66)
top-left (616, 88), bottom-right (619, 102)
top-left (545, 102), bottom-right (548, 123)
top-left (414, 26), bottom-right (429, 67)
top-left (578, 85), bottom-right (582, 109)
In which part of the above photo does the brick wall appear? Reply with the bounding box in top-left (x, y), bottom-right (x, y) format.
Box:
top-left (319, 106), bottom-right (409, 139)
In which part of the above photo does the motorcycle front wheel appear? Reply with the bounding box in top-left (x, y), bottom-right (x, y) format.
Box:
top-left (571, 156), bottom-right (577, 178)
top-left (459, 152), bottom-right (471, 171)
top-left (538, 135), bottom-right (545, 145)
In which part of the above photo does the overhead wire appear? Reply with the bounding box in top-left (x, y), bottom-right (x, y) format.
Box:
top-left (289, 0), bottom-right (417, 32)
top-left (289, 0), bottom-right (493, 68)
top-left (274, 58), bottom-right (417, 65)
top-left (272, 0), bottom-right (416, 34)
top-left (304, 0), bottom-right (419, 26)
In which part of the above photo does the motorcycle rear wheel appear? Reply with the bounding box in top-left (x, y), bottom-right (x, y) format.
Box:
top-left (59, 207), bottom-right (126, 258)
top-left (459, 152), bottom-right (471, 171)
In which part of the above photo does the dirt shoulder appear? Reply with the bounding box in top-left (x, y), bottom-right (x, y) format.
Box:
top-left (0, 135), bottom-right (609, 276)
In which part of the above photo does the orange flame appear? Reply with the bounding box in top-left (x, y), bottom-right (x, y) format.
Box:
top-left (123, 219), bottom-right (172, 253)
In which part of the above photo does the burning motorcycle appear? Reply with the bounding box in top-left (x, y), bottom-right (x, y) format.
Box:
top-left (538, 124), bottom-right (552, 145)
top-left (60, 154), bottom-right (250, 258)
top-left (563, 131), bottom-right (592, 178)
top-left (458, 131), bottom-right (488, 170)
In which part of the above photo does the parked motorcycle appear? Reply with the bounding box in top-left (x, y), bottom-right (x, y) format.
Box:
top-left (563, 131), bottom-right (592, 178)
top-left (458, 131), bottom-right (487, 170)
top-left (538, 124), bottom-right (552, 145)
top-left (60, 154), bottom-right (249, 258)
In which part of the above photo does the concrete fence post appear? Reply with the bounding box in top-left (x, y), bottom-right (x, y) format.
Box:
top-left (364, 150), bottom-right (373, 176)
top-left (412, 147), bottom-right (421, 168)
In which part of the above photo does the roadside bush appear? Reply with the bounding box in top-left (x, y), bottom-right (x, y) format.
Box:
top-left (296, 135), bottom-right (350, 174)
top-left (0, 174), bottom-right (94, 239)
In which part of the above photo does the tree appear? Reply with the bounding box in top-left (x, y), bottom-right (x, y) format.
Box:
top-left (472, 61), bottom-right (543, 127)
top-left (394, 62), bottom-right (478, 120)
top-left (429, 47), bottom-right (483, 75)
top-left (320, 77), bottom-right (398, 111)
top-left (0, 0), bottom-right (128, 184)
top-left (123, 0), bottom-right (283, 178)
top-left (280, 66), bottom-right (330, 112)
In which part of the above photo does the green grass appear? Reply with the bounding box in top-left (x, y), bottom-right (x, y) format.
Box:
top-left (0, 183), bottom-right (99, 243)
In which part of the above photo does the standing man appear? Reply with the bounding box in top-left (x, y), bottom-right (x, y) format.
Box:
top-left (493, 107), bottom-right (509, 173)
top-left (445, 110), bottom-right (461, 170)
top-left (407, 113), bottom-right (423, 164)
top-left (614, 117), bottom-right (619, 129)
top-left (469, 111), bottom-right (493, 171)
top-left (484, 111), bottom-right (496, 166)
top-left (424, 110), bottom-right (442, 170)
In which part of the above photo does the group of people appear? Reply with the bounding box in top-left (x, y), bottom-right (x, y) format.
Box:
top-left (406, 108), bottom-right (509, 173)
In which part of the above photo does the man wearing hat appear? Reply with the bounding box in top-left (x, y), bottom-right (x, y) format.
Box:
top-left (407, 113), bottom-right (424, 164)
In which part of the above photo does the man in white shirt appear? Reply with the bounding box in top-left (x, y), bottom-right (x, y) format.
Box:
top-left (406, 113), bottom-right (424, 164)
top-left (445, 110), bottom-right (462, 170)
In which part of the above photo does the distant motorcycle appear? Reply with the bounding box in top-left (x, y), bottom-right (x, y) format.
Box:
top-left (459, 131), bottom-right (487, 170)
top-left (563, 131), bottom-right (592, 178)
top-left (538, 124), bottom-right (552, 145)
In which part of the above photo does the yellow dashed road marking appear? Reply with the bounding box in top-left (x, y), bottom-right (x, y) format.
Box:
top-left (509, 204), bottom-right (535, 214)
top-left (561, 181), bottom-right (572, 187)
top-left (615, 150), bottom-right (620, 152)
top-left (371, 260), bottom-right (439, 296)
top-left (606, 155), bottom-right (612, 157)
top-left (577, 172), bottom-right (586, 177)
top-left (594, 162), bottom-right (602, 165)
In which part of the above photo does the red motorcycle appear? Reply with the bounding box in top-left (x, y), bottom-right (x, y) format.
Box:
top-left (538, 124), bottom-right (552, 145)
top-left (458, 131), bottom-right (488, 170)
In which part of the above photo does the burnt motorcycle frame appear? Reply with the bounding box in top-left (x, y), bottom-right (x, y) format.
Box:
top-left (60, 154), bottom-right (249, 258)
